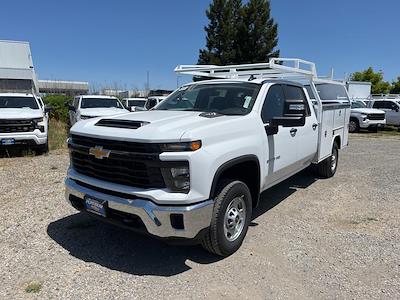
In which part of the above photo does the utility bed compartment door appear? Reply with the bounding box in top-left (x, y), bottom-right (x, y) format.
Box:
top-left (318, 109), bottom-right (334, 161)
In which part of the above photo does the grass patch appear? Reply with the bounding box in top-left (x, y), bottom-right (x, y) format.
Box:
top-left (48, 119), bottom-right (68, 151)
top-left (25, 282), bottom-right (42, 293)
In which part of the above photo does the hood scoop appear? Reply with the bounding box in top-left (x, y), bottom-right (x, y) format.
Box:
top-left (95, 119), bottom-right (149, 129)
top-left (199, 112), bottom-right (224, 118)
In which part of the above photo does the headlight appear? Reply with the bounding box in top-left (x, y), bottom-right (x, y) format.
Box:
top-left (161, 163), bottom-right (190, 193)
top-left (33, 118), bottom-right (45, 132)
top-left (161, 141), bottom-right (202, 152)
top-left (361, 114), bottom-right (367, 121)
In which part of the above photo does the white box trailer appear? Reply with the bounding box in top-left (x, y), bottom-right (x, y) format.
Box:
top-left (346, 81), bottom-right (371, 100)
top-left (0, 40), bottom-right (38, 93)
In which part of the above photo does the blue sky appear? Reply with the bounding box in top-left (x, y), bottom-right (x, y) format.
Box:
top-left (1, 0), bottom-right (399, 90)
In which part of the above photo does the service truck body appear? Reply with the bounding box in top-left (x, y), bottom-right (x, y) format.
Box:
top-left (65, 58), bottom-right (351, 255)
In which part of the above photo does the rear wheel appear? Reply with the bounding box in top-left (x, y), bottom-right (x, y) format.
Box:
top-left (349, 118), bottom-right (359, 133)
top-left (315, 143), bottom-right (339, 178)
top-left (35, 141), bottom-right (49, 155)
top-left (201, 180), bottom-right (252, 256)
top-left (368, 125), bottom-right (378, 132)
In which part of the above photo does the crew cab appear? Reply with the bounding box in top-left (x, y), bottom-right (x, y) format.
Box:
top-left (0, 93), bottom-right (50, 154)
top-left (64, 58), bottom-right (350, 256)
top-left (348, 100), bottom-right (386, 132)
top-left (68, 95), bottom-right (128, 126)
top-left (368, 99), bottom-right (400, 128)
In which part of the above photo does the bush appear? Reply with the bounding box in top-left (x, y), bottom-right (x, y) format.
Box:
top-left (43, 94), bottom-right (72, 122)
top-left (48, 118), bottom-right (68, 150)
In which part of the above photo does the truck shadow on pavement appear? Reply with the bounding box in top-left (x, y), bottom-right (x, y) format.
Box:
top-left (47, 171), bottom-right (317, 277)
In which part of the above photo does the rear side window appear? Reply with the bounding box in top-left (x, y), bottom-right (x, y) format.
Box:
top-left (283, 85), bottom-right (311, 116)
top-left (373, 101), bottom-right (399, 110)
top-left (261, 84), bottom-right (285, 123)
top-left (315, 84), bottom-right (349, 101)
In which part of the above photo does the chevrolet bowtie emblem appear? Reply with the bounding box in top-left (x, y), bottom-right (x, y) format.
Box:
top-left (89, 146), bottom-right (111, 159)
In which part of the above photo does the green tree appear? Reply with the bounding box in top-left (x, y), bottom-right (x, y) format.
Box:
top-left (390, 77), bottom-right (400, 94)
top-left (43, 94), bottom-right (71, 122)
top-left (198, 0), bottom-right (279, 65)
top-left (239, 0), bottom-right (279, 63)
top-left (350, 67), bottom-right (391, 94)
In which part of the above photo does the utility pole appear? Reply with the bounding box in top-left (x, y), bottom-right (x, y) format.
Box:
top-left (146, 71), bottom-right (150, 97)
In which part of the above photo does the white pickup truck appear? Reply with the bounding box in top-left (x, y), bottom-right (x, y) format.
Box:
top-left (65, 58), bottom-right (350, 256)
top-left (349, 100), bottom-right (385, 132)
top-left (68, 95), bottom-right (128, 126)
top-left (0, 93), bottom-right (50, 153)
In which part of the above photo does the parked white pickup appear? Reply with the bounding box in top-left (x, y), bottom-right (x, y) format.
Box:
top-left (349, 100), bottom-right (386, 132)
top-left (68, 95), bottom-right (129, 126)
top-left (64, 58), bottom-right (350, 256)
top-left (0, 93), bottom-right (50, 153)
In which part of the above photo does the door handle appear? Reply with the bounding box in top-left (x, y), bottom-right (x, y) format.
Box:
top-left (312, 123), bottom-right (318, 130)
top-left (290, 128), bottom-right (297, 135)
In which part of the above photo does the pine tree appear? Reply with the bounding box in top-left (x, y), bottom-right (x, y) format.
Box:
top-left (198, 0), bottom-right (279, 65)
top-left (240, 0), bottom-right (279, 63)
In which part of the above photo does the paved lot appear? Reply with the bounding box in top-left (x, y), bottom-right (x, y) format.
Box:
top-left (0, 136), bottom-right (399, 299)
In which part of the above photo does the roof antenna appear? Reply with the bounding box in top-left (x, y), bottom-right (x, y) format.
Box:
top-left (248, 75), bottom-right (256, 81)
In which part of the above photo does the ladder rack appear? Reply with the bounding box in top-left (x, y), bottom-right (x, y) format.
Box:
top-left (175, 58), bottom-right (318, 80)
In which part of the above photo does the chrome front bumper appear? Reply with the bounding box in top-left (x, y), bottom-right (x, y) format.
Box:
top-left (65, 178), bottom-right (214, 239)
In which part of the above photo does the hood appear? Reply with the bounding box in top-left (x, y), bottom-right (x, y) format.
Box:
top-left (71, 110), bottom-right (243, 143)
top-left (351, 108), bottom-right (385, 114)
top-left (0, 108), bottom-right (43, 119)
top-left (80, 107), bottom-right (129, 117)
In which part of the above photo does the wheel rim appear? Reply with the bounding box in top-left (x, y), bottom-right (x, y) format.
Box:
top-left (349, 121), bottom-right (356, 132)
top-left (331, 150), bottom-right (337, 172)
top-left (223, 196), bottom-right (246, 242)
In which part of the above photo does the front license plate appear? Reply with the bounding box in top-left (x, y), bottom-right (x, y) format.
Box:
top-left (84, 196), bottom-right (107, 217)
top-left (1, 138), bottom-right (15, 145)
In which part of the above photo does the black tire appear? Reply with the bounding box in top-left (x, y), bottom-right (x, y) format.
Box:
top-left (315, 143), bottom-right (339, 178)
top-left (349, 118), bottom-right (360, 133)
top-left (201, 180), bottom-right (252, 257)
top-left (35, 141), bottom-right (49, 155)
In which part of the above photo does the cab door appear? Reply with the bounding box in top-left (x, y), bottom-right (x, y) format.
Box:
top-left (282, 84), bottom-right (318, 165)
top-left (261, 84), bottom-right (300, 187)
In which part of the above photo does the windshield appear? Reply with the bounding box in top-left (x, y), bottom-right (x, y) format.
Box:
top-left (351, 101), bottom-right (366, 108)
top-left (128, 100), bottom-right (146, 107)
top-left (81, 98), bottom-right (123, 109)
top-left (0, 96), bottom-right (39, 109)
top-left (155, 83), bottom-right (261, 115)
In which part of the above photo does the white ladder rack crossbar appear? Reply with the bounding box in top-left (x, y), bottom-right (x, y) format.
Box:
top-left (174, 58), bottom-right (317, 80)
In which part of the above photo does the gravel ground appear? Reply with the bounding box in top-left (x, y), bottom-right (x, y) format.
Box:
top-left (0, 136), bottom-right (399, 299)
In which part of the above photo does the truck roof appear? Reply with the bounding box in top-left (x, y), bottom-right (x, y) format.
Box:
top-left (80, 95), bottom-right (118, 99)
top-left (0, 92), bottom-right (36, 97)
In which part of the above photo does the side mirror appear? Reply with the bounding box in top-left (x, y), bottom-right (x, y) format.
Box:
top-left (44, 105), bottom-right (53, 113)
top-left (272, 101), bottom-right (306, 127)
top-left (68, 105), bottom-right (76, 112)
top-left (130, 106), bottom-right (136, 112)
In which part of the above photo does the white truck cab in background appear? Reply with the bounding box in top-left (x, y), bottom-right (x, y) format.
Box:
top-left (0, 93), bottom-right (50, 153)
top-left (122, 98), bottom-right (147, 112)
top-left (368, 98), bottom-right (400, 127)
top-left (65, 58), bottom-right (350, 256)
top-left (145, 96), bottom-right (167, 110)
top-left (68, 95), bottom-right (129, 126)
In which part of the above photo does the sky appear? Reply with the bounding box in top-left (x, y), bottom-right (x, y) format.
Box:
top-left (1, 0), bottom-right (399, 91)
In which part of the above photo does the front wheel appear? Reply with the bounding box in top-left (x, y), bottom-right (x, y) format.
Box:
top-left (315, 143), bottom-right (339, 178)
top-left (201, 180), bottom-right (252, 256)
top-left (349, 118), bottom-right (359, 133)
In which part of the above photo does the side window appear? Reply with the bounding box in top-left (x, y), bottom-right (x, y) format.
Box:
top-left (390, 101), bottom-right (399, 111)
top-left (283, 85), bottom-right (311, 116)
top-left (261, 84), bottom-right (285, 123)
top-left (374, 101), bottom-right (389, 109)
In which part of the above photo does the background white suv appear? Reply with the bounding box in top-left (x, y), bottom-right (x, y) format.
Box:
top-left (369, 100), bottom-right (400, 127)
top-left (68, 95), bottom-right (128, 126)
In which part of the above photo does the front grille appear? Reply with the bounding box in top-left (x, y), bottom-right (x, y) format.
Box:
top-left (367, 113), bottom-right (385, 120)
top-left (0, 119), bottom-right (36, 133)
top-left (69, 134), bottom-right (166, 189)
